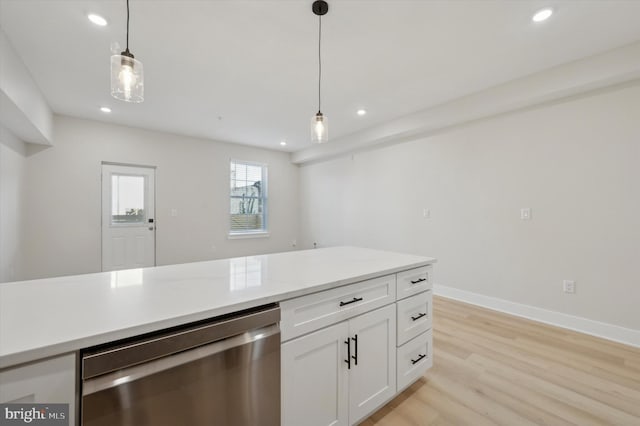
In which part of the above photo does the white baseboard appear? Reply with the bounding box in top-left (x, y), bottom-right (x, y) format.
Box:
top-left (433, 284), bottom-right (640, 348)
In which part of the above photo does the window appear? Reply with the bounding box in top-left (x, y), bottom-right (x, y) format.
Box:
top-left (230, 160), bottom-right (267, 235)
top-left (111, 174), bottom-right (146, 224)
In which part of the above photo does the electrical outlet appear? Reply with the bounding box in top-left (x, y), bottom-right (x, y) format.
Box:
top-left (521, 208), bottom-right (532, 220)
top-left (563, 280), bottom-right (576, 294)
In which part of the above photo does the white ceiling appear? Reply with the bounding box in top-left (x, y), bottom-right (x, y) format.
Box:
top-left (1, 0), bottom-right (640, 152)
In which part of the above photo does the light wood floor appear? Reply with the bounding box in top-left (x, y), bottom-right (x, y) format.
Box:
top-left (361, 296), bottom-right (640, 426)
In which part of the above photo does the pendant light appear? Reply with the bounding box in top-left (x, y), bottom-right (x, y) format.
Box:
top-left (111, 0), bottom-right (144, 103)
top-left (311, 0), bottom-right (329, 143)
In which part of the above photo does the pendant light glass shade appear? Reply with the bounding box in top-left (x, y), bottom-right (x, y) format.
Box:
top-left (110, 52), bottom-right (144, 103)
top-left (311, 112), bottom-right (328, 143)
top-left (111, 0), bottom-right (143, 103)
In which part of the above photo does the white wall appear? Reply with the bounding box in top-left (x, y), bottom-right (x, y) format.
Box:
top-left (0, 29), bottom-right (53, 145)
top-left (300, 82), bottom-right (640, 331)
top-left (0, 127), bottom-right (27, 282)
top-left (293, 42), bottom-right (640, 165)
top-left (21, 115), bottom-right (299, 280)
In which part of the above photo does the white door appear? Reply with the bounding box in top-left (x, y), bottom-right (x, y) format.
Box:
top-left (348, 304), bottom-right (396, 425)
top-left (101, 164), bottom-right (155, 271)
top-left (281, 322), bottom-right (349, 426)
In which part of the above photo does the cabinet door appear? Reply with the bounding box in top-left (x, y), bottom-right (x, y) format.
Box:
top-left (347, 304), bottom-right (396, 425)
top-left (0, 353), bottom-right (77, 425)
top-left (282, 321), bottom-right (349, 426)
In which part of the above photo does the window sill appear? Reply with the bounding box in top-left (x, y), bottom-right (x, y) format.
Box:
top-left (228, 231), bottom-right (270, 240)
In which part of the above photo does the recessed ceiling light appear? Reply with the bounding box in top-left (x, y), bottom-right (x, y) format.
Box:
top-left (280, 141), bottom-right (287, 146)
top-left (357, 109), bottom-right (367, 116)
top-left (532, 8), bottom-right (553, 22)
top-left (88, 13), bottom-right (108, 26)
top-left (100, 106), bottom-right (112, 113)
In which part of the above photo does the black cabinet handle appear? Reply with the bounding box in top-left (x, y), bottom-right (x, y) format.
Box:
top-left (410, 278), bottom-right (426, 284)
top-left (339, 297), bottom-right (363, 307)
top-left (351, 335), bottom-right (358, 366)
top-left (345, 339), bottom-right (351, 369)
top-left (411, 354), bottom-right (426, 365)
top-left (411, 312), bottom-right (427, 321)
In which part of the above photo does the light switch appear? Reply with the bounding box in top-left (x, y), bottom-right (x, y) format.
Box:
top-left (563, 280), bottom-right (576, 294)
top-left (171, 209), bottom-right (178, 217)
top-left (423, 208), bottom-right (430, 218)
top-left (521, 208), bottom-right (531, 220)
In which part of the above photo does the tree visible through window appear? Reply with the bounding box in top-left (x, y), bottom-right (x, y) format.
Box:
top-left (230, 160), bottom-right (267, 233)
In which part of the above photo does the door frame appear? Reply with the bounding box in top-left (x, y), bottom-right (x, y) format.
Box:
top-left (101, 161), bottom-right (157, 272)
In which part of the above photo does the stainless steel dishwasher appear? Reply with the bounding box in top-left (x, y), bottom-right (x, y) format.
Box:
top-left (81, 304), bottom-right (280, 426)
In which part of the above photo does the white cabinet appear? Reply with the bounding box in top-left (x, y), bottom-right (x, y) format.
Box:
top-left (282, 322), bottom-right (349, 426)
top-left (396, 265), bottom-right (432, 300)
top-left (0, 353), bottom-right (77, 425)
top-left (397, 329), bottom-right (433, 392)
top-left (347, 304), bottom-right (396, 425)
top-left (282, 263), bottom-right (434, 426)
top-left (282, 304), bottom-right (396, 426)
top-left (395, 275), bottom-right (433, 394)
top-left (396, 290), bottom-right (432, 345)
top-left (281, 274), bottom-right (396, 341)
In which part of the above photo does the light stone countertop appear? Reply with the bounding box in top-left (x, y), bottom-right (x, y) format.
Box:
top-left (0, 246), bottom-right (435, 369)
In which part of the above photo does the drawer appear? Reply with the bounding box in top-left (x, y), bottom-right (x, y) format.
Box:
top-left (280, 274), bottom-right (396, 341)
top-left (396, 265), bottom-right (432, 300)
top-left (396, 291), bottom-right (432, 346)
top-left (397, 330), bottom-right (433, 392)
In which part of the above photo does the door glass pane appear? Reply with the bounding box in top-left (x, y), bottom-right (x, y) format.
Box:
top-left (111, 174), bottom-right (145, 224)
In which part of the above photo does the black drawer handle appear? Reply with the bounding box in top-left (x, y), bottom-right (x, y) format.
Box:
top-left (410, 278), bottom-right (426, 284)
top-left (411, 312), bottom-right (427, 321)
top-left (411, 354), bottom-right (426, 365)
top-left (339, 297), bottom-right (363, 307)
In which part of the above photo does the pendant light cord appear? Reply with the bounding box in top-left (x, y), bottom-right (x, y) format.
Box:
top-left (126, 0), bottom-right (130, 52)
top-left (318, 14), bottom-right (322, 113)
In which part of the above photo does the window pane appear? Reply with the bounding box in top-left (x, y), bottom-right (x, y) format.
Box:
top-left (231, 165), bottom-right (262, 188)
top-left (230, 197), bottom-right (262, 214)
top-left (111, 174), bottom-right (145, 224)
top-left (231, 214), bottom-right (264, 231)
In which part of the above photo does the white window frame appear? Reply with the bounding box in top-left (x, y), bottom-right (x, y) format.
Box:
top-left (228, 159), bottom-right (269, 239)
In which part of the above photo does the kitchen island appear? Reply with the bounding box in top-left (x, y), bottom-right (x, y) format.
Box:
top-left (0, 246), bottom-right (435, 425)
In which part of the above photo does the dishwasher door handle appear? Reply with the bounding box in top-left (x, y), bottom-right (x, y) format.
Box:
top-left (82, 324), bottom-right (279, 396)
top-left (82, 304), bottom-right (280, 379)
